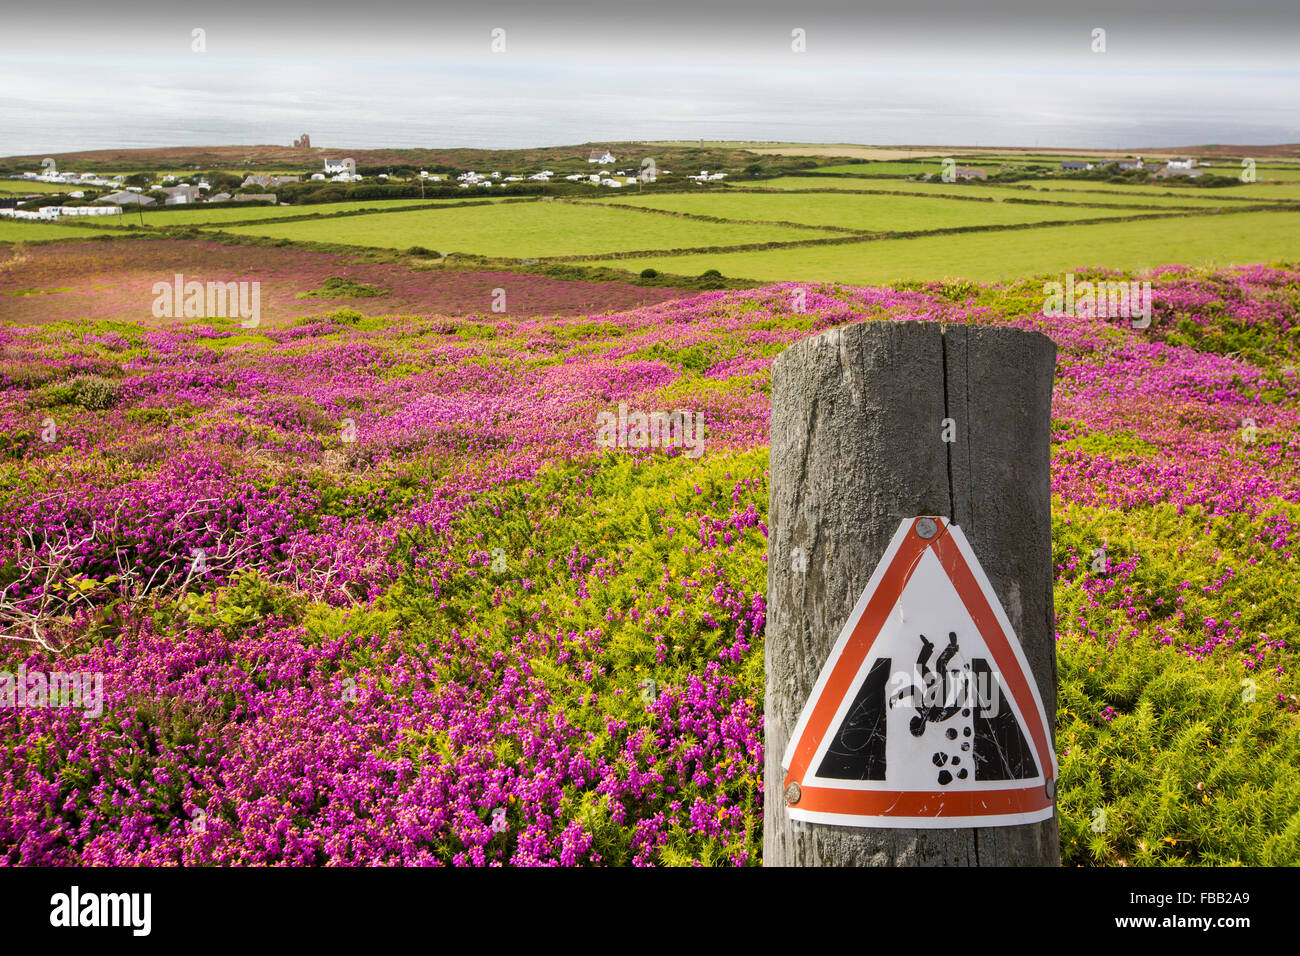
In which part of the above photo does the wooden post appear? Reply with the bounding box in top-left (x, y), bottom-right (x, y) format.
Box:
top-left (764, 320), bottom-right (1059, 866)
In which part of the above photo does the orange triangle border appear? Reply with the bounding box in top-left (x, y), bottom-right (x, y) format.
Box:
top-left (781, 516), bottom-right (1057, 828)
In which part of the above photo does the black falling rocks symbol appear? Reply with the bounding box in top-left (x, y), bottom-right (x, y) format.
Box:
top-left (902, 631), bottom-right (971, 786)
top-left (814, 633), bottom-right (1038, 785)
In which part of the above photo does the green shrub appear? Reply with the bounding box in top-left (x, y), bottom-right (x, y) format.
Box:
top-left (296, 276), bottom-right (390, 299)
top-left (1052, 500), bottom-right (1300, 865)
top-left (169, 568), bottom-right (302, 637)
top-left (0, 429), bottom-right (35, 460)
top-left (1058, 635), bottom-right (1300, 866)
top-left (42, 375), bottom-right (120, 410)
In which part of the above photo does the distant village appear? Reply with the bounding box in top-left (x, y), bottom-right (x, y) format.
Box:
top-left (923, 155), bottom-right (1209, 182)
top-left (1055, 156), bottom-right (1208, 179)
top-left (0, 144), bottom-right (742, 221)
top-left (1, 141), bottom-right (1220, 222)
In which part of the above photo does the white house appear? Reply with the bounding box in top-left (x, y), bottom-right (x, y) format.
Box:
top-left (56, 205), bottom-right (121, 217)
top-left (323, 158), bottom-right (355, 174)
top-left (1154, 163), bottom-right (1203, 179)
top-left (588, 150), bottom-right (616, 164)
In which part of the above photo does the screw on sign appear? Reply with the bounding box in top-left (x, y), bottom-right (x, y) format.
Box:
top-left (780, 516), bottom-right (1057, 828)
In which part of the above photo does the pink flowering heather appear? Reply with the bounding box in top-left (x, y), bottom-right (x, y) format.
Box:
top-left (2, 254), bottom-right (1298, 866)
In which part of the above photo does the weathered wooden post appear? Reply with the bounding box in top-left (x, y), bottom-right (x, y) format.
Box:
top-left (764, 320), bottom-right (1059, 866)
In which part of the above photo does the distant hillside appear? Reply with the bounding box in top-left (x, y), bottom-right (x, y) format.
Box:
top-left (0, 142), bottom-right (770, 173)
top-left (5, 140), bottom-right (1295, 173)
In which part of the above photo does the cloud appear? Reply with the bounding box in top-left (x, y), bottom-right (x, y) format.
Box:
top-left (2, 2), bottom-right (1296, 154)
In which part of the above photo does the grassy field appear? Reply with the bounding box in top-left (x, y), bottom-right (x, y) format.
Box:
top-left (0, 220), bottom-right (112, 241)
top-left (1024, 180), bottom-right (1300, 201)
top-left (725, 177), bottom-right (1266, 207)
top-left (1234, 166), bottom-right (1300, 182)
top-left (77, 197), bottom-right (506, 227)
top-left (963, 154), bottom-right (1132, 164)
top-left (859, 180), bottom-right (1248, 208)
top-left (593, 190), bottom-right (1174, 232)
top-left (0, 180), bottom-right (85, 195)
top-left (578, 210), bottom-right (1300, 284)
top-left (4, 147), bottom-right (1298, 284)
top-left (813, 160), bottom-right (1300, 184)
top-left (812, 161), bottom-right (1010, 175)
top-left (213, 199), bottom-right (850, 257)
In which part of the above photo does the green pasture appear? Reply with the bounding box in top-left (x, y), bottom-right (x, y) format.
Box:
top-left (877, 180), bottom-right (1248, 208)
top-left (810, 159), bottom-right (1030, 176)
top-left (78, 197), bottom-right (506, 228)
top-left (725, 177), bottom-right (1255, 208)
top-left (214, 199), bottom-right (851, 257)
top-left (578, 210), bottom-right (1300, 285)
top-left (1025, 180), bottom-right (1300, 202)
top-left (0, 220), bottom-right (109, 242)
top-left (0, 179), bottom-right (92, 194)
top-left (594, 190), bottom-right (1170, 233)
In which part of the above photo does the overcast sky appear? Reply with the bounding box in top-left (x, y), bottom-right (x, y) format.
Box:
top-left (2, 0), bottom-right (1297, 155)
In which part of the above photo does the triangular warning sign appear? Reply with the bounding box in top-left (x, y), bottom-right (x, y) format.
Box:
top-left (781, 516), bottom-right (1057, 829)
